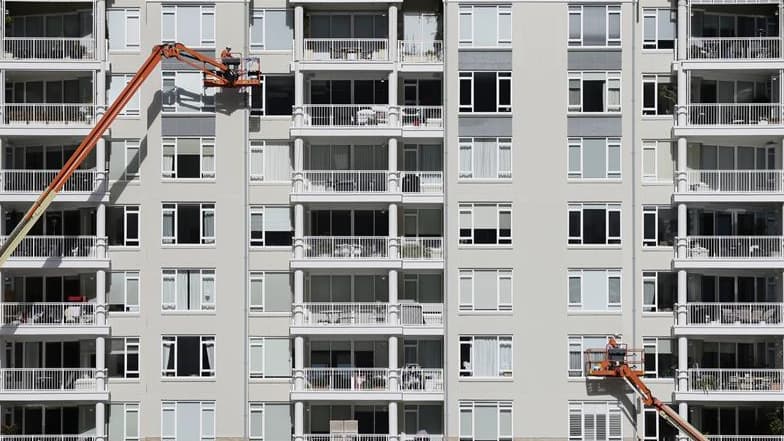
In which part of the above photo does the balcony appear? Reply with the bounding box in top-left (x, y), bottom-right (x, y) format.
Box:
top-left (2, 37), bottom-right (96, 61)
top-left (302, 436), bottom-right (444, 441)
top-left (398, 41), bottom-right (443, 64)
top-left (0, 437), bottom-right (98, 441)
top-left (1, 104), bottom-right (96, 128)
top-left (295, 367), bottom-right (444, 400)
top-left (0, 368), bottom-right (106, 400)
top-left (0, 236), bottom-right (107, 269)
top-left (688, 37), bottom-right (780, 60)
top-left (675, 236), bottom-right (784, 268)
top-left (302, 38), bottom-right (389, 62)
top-left (295, 236), bottom-right (443, 269)
top-left (293, 170), bottom-right (443, 203)
top-left (681, 368), bottom-right (784, 400)
top-left (300, 104), bottom-right (392, 128)
top-left (684, 103), bottom-right (782, 127)
top-left (675, 170), bottom-right (784, 203)
top-left (0, 302), bottom-right (107, 336)
top-left (401, 106), bottom-right (443, 130)
top-left (293, 302), bottom-right (443, 334)
top-left (0, 170), bottom-right (104, 200)
top-left (293, 105), bottom-right (444, 137)
top-left (675, 302), bottom-right (784, 335)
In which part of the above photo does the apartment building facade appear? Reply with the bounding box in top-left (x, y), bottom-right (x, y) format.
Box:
top-left (0, 0), bottom-right (776, 439)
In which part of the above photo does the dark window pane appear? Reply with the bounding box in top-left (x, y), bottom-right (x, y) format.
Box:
top-left (265, 76), bottom-right (295, 115)
top-left (643, 82), bottom-right (656, 114)
top-left (176, 337), bottom-right (200, 376)
top-left (657, 82), bottom-right (676, 115)
top-left (127, 212), bottom-right (139, 244)
top-left (474, 228), bottom-right (498, 244)
top-left (107, 207), bottom-right (124, 246)
top-left (265, 231), bottom-right (292, 246)
top-left (608, 210), bottom-right (621, 242)
top-left (583, 80), bottom-right (605, 112)
top-left (177, 205), bottom-right (200, 244)
top-left (568, 211), bottom-right (581, 243)
top-left (657, 208), bottom-right (675, 246)
top-left (473, 72), bottom-right (497, 112)
top-left (177, 155), bottom-right (200, 178)
top-left (250, 85), bottom-right (263, 115)
top-left (658, 272), bottom-right (675, 311)
top-left (499, 78), bottom-right (511, 107)
top-left (643, 212), bottom-right (656, 241)
top-left (459, 78), bottom-right (472, 107)
top-left (583, 209), bottom-right (606, 244)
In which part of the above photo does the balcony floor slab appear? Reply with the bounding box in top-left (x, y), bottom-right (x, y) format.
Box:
top-left (673, 325), bottom-right (784, 336)
top-left (681, 60), bottom-right (784, 71)
top-left (291, 259), bottom-right (402, 270)
top-left (673, 259), bottom-right (784, 270)
top-left (674, 391), bottom-right (784, 402)
top-left (1, 259), bottom-right (111, 270)
top-left (290, 391), bottom-right (444, 401)
top-left (291, 128), bottom-right (403, 138)
top-left (290, 326), bottom-right (443, 336)
top-left (0, 391), bottom-right (109, 402)
top-left (295, 61), bottom-right (395, 71)
top-left (673, 127), bottom-right (784, 137)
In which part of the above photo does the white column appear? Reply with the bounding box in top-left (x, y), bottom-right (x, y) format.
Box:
top-left (96, 270), bottom-right (106, 326)
top-left (294, 70), bottom-right (304, 127)
top-left (676, 0), bottom-right (687, 61)
top-left (294, 336), bottom-right (304, 391)
top-left (294, 137), bottom-right (304, 191)
top-left (388, 203), bottom-right (399, 258)
top-left (294, 401), bottom-right (304, 441)
top-left (294, 5), bottom-right (304, 61)
top-left (388, 335), bottom-right (399, 392)
top-left (96, 204), bottom-right (106, 258)
top-left (676, 67), bottom-right (687, 128)
top-left (95, 401), bottom-right (106, 441)
top-left (676, 137), bottom-right (687, 193)
top-left (677, 402), bottom-right (689, 441)
top-left (293, 269), bottom-right (304, 325)
top-left (677, 270), bottom-right (687, 326)
top-left (96, 139), bottom-right (107, 193)
top-left (677, 203), bottom-right (687, 259)
top-left (294, 204), bottom-right (304, 259)
top-left (388, 137), bottom-right (398, 192)
top-left (678, 336), bottom-right (688, 393)
top-left (388, 401), bottom-right (399, 441)
top-left (388, 4), bottom-right (398, 62)
top-left (95, 0), bottom-right (106, 62)
top-left (388, 269), bottom-right (398, 325)
top-left (388, 70), bottom-right (399, 126)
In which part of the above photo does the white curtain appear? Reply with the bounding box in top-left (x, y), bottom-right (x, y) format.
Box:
top-left (474, 337), bottom-right (498, 376)
top-left (177, 271), bottom-right (188, 310)
top-left (162, 341), bottom-right (174, 373)
top-left (264, 143), bottom-right (291, 181)
top-left (202, 210), bottom-right (215, 239)
top-left (204, 340), bottom-right (215, 372)
top-left (202, 274), bottom-right (215, 309)
top-left (473, 139), bottom-right (497, 178)
top-left (162, 211), bottom-right (175, 239)
top-left (162, 274), bottom-right (176, 309)
top-left (189, 271), bottom-right (200, 310)
top-left (459, 143), bottom-right (472, 176)
top-left (499, 340), bottom-right (512, 373)
top-left (202, 144), bottom-right (215, 174)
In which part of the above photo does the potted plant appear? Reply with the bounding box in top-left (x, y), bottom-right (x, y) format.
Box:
top-left (695, 373), bottom-right (718, 392)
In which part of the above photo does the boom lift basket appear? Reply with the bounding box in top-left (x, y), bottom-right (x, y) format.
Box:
top-left (584, 342), bottom-right (644, 377)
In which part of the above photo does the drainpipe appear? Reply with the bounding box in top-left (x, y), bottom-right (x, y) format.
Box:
top-left (243, 1), bottom-right (250, 436)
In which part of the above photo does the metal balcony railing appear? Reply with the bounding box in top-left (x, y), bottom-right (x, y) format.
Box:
top-left (400, 237), bottom-right (443, 260)
top-left (708, 437), bottom-right (784, 441)
top-left (3, 37), bottom-right (96, 60)
top-left (685, 103), bottom-right (782, 126)
top-left (0, 236), bottom-right (103, 259)
top-left (301, 171), bottom-right (389, 193)
top-left (297, 302), bottom-right (443, 327)
top-left (301, 105), bottom-right (391, 128)
top-left (2, 104), bottom-right (96, 126)
top-left (400, 303), bottom-right (444, 326)
top-left (1, 303), bottom-right (97, 326)
top-left (303, 237), bottom-right (390, 259)
top-left (0, 368), bottom-right (100, 392)
top-left (300, 367), bottom-right (444, 392)
top-left (301, 435), bottom-right (445, 441)
top-left (687, 368), bottom-right (784, 392)
top-left (681, 170), bottom-right (784, 193)
top-left (398, 40), bottom-right (443, 63)
top-left (688, 37), bottom-right (780, 60)
top-left (401, 106), bottom-right (443, 129)
top-left (399, 368), bottom-right (444, 392)
top-left (400, 171), bottom-right (443, 193)
top-left (0, 436), bottom-right (98, 441)
top-left (303, 38), bottom-right (388, 61)
top-left (681, 302), bottom-right (783, 325)
top-left (1, 170), bottom-right (101, 193)
top-left (681, 236), bottom-right (784, 259)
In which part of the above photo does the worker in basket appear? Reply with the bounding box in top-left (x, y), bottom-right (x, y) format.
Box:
top-left (219, 46), bottom-right (241, 82)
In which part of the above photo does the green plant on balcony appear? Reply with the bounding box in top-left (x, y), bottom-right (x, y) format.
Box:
top-left (1, 423), bottom-right (18, 435)
top-left (401, 242), bottom-right (429, 259)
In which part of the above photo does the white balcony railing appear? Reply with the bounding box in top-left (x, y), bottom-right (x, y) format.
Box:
top-left (303, 38), bottom-right (388, 62)
top-left (1, 170), bottom-right (101, 193)
top-left (688, 37), bottom-right (780, 60)
top-left (2, 104), bottom-right (96, 126)
top-left (400, 237), bottom-right (443, 260)
top-left (398, 40), bottom-right (443, 63)
top-left (681, 302), bottom-right (783, 325)
top-left (0, 437), bottom-right (98, 441)
top-left (3, 37), bottom-right (96, 60)
top-left (301, 171), bottom-right (389, 193)
top-left (297, 302), bottom-right (443, 327)
top-left (687, 368), bottom-right (784, 392)
top-left (303, 237), bottom-right (390, 259)
top-left (685, 103), bottom-right (782, 126)
top-left (301, 105), bottom-right (391, 128)
top-left (401, 106), bottom-right (443, 129)
top-left (401, 436), bottom-right (444, 441)
top-left (400, 171), bottom-right (443, 194)
top-left (300, 367), bottom-right (444, 392)
top-left (0, 368), bottom-right (99, 392)
top-left (709, 437), bottom-right (784, 441)
top-left (1, 303), bottom-right (97, 326)
top-left (302, 436), bottom-right (392, 441)
top-left (682, 170), bottom-right (784, 193)
top-left (0, 236), bottom-right (103, 259)
top-left (681, 236), bottom-right (784, 259)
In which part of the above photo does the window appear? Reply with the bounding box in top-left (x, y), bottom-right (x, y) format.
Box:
top-left (161, 401), bottom-right (215, 441)
top-left (567, 138), bottom-right (621, 180)
top-left (249, 141), bottom-right (292, 182)
top-left (108, 402), bottom-right (140, 441)
top-left (250, 76), bottom-right (295, 116)
top-left (162, 138), bottom-right (216, 179)
top-left (568, 203), bottom-right (621, 245)
top-left (161, 5), bottom-right (215, 47)
top-left (459, 401), bottom-right (513, 441)
top-left (459, 5), bottom-right (512, 48)
top-left (162, 203), bottom-right (215, 245)
top-left (459, 336), bottom-right (513, 378)
top-left (642, 271), bottom-right (675, 312)
top-left (107, 206), bottom-right (140, 247)
top-left (249, 337), bottom-right (291, 379)
top-left (568, 335), bottom-right (612, 377)
top-left (643, 407), bottom-right (678, 441)
top-left (641, 140), bottom-right (675, 183)
top-left (642, 75), bottom-right (676, 116)
top-left (458, 138), bottom-right (512, 180)
top-left (568, 402), bottom-right (622, 441)
top-left (568, 71), bottom-right (621, 113)
top-left (458, 269), bottom-right (512, 312)
top-left (459, 72), bottom-right (512, 113)
top-left (162, 71), bottom-right (215, 113)
top-left (162, 269), bottom-right (216, 312)
top-left (249, 403), bottom-right (292, 441)
top-left (642, 206), bottom-right (675, 247)
top-left (643, 9), bottom-right (676, 50)
top-left (108, 337), bottom-right (140, 379)
top-left (249, 206), bottom-right (293, 247)
top-left (108, 271), bottom-right (140, 313)
top-left (567, 270), bottom-right (621, 312)
top-left (108, 74), bottom-right (140, 116)
top-left (459, 203), bottom-right (512, 246)
top-left (249, 272), bottom-right (292, 313)
top-left (109, 139), bottom-right (140, 181)
top-left (107, 8), bottom-right (140, 51)
top-left (643, 337), bottom-right (676, 379)
top-left (568, 5), bottom-right (621, 47)
top-left (250, 9), bottom-right (294, 51)
top-left (161, 336), bottom-right (215, 377)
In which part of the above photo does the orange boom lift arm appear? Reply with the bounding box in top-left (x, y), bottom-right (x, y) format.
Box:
top-left (0, 43), bottom-right (260, 266)
top-left (585, 338), bottom-right (709, 441)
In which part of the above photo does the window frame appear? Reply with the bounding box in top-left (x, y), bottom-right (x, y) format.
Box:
top-left (249, 205), bottom-right (293, 248)
top-left (568, 335), bottom-right (613, 378)
top-left (642, 74), bottom-right (675, 117)
top-left (108, 336), bottom-right (140, 380)
top-left (458, 203), bottom-right (513, 246)
top-left (568, 71), bottom-right (622, 113)
top-left (161, 137), bottom-right (217, 180)
top-left (458, 269), bottom-right (513, 312)
top-left (160, 335), bottom-right (216, 378)
top-left (568, 401), bottom-right (623, 441)
top-left (459, 335), bottom-right (514, 378)
top-left (642, 336), bottom-right (675, 379)
top-left (567, 137), bottom-right (621, 180)
top-left (109, 74), bottom-right (140, 117)
top-left (459, 71), bottom-right (512, 114)
top-left (458, 400), bottom-right (514, 441)
top-left (108, 205), bottom-right (140, 248)
top-left (248, 336), bottom-right (290, 379)
top-left (642, 205), bottom-right (675, 248)
top-left (161, 400), bottom-right (216, 441)
top-left (161, 70), bottom-right (216, 114)
top-left (161, 268), bottom-right (217, 312)
top-left (109, 270), bottom-right (141, 313)
top-left (642, 8), bottom-right (676, 51)
top-left (458, 137), bottom-right (513, 180)
top-left (161, 202), bottom-right (216, 246)
top-left (568, 203), bottom-right (622, 246)
top-left (642, 271), bottom-right (675, 313)
top-left (567, 269), bottom-right (622, 312)
top-left (458, 5), bottom-right (513, 48)
top-left (107, 8), bottom-right (141, 53)
top-left (161, 5), bottom-right (215, 48)
top-left (568, 5), bottom-right (622, 48)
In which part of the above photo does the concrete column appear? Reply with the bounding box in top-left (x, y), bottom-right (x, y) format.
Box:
top-left (95, 401), bottom-right (106, 441)
top-left (388, 137), bottom-right (398, 192)
top-left (676, 0), bottom-right (687, 61)
top-left (96, 270), bottom-right (106, 326)
top-left (95, 63), bottom-right (106, 117)
top-left (96, 336), bottom-right (106, 394)
top-left (678, 336), bottom-right (688, 393)
top-left (96, 139), bottom-right (107, 193)
top-left (388, 203), bottom-right (399, 258)
top-left (677, 203), bottom-right (687, 259)
top-left (294, 204), bottom-right (304, 259)
top-left (676, 137), bottom-right (687, 193)
top-left (95, 0), bottom-right (106, 62)
top-left (677, 270), bottom-right (687, 326)
top-left (96, 204), bottom-right (106, 258)
top-left (388, 70), bottom-right (399, 126)
top-left (677, 402), bottom-right (689, 441)
top-left (388, 4), bottom-right (398, 62)
top-left (294, 5), bottom-right (304, 61)
top-left (294, 336), bottom-right (304, 391)
top-left (294, 137), bottom-right (304, 191)
top-left (294, 401), bottom-right (304, 441)
top-left (294, 70), bottom-right (304, 127)
top-left (388, 335), bottom-right (399, 392)
top-left (388, 269), bottom-right (398, 325)
top-left (676, 67), bottom-right (687, 128)
top-left (293, 269), bottom-right (304, 325)
top-left (388, 401), bottom-right (399, 441)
